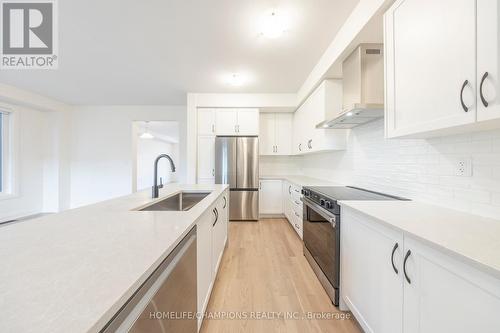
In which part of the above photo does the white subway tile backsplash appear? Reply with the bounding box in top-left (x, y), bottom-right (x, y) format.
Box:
top-left (299, 119), bottom-right (500, 219)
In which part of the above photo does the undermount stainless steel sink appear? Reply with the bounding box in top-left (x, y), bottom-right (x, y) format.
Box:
top-left (138, 192), bottom-right (211, 211)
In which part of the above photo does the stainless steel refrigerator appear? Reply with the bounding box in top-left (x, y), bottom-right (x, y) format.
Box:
top-left (215, 136), bottom-right (259, 221)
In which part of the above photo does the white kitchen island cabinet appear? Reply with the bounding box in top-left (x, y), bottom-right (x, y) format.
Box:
top-left (197, 189), bottom-right (229, 330)
top-left (341, 205), bottom-right (500, 333)
top-left (385, 0), bottom-right (500, 138)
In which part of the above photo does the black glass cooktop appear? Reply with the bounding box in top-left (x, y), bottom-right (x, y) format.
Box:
top-left (307, 186), bottom-right (408, 201)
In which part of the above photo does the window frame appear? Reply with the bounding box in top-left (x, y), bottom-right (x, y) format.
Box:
top-left (0, 107), bottom-right (17, 199)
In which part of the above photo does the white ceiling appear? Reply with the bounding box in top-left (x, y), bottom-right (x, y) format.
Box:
top-left (0, 0), bottom-right (358, 105)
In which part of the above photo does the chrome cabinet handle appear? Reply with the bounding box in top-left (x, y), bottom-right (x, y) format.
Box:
top-left (308, 139), bottom-right (312, 149)
top-left (294, 201), bottom-right (301, 205)
top-left (288, 185), bottom-right (291, 194)
top-left (223, 196), bottom-right (227, 208)
top-left (460, 80), bottom-right (470, 112)
top-left (294, 212), bottom-right (300, 217)
top-left (403, 250), bottom-right (411, 284)
top-left (480, 72), bottom-right (489, 107)
top-left (298, 143), bottom-right (302, 151)
top-left (391, 243), bottom-right (399, 274)
top-left (212, 124), bottom-right (215, 133)
top-left (212, 169), bottom-right (215, 176)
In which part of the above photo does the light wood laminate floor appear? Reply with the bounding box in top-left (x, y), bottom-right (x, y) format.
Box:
top-left (200, 218), bottom-right (362, 333)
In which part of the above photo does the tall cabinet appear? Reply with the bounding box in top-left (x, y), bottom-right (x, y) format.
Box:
top-left (385, 0), bottom-right (500, 138)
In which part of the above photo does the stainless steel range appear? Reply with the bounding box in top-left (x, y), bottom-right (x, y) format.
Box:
top-left (301, 186), bottom-right (408, 306)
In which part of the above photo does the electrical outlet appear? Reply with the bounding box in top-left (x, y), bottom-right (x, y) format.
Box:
top-left (456, 157), bottom-right (472, 177)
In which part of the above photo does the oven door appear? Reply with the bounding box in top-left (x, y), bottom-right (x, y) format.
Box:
top-left (302, 198), bottom-right (339, 290)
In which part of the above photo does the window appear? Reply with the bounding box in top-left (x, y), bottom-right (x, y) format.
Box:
top-left (0, 110), bottom-right (11, 194)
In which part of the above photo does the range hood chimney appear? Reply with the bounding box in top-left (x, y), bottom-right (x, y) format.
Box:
top-left (316, 43), bottom-right (384, 129)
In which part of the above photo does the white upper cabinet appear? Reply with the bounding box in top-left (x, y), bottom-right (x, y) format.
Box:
top-left (385, 0), bottom-right (500, 138)
top-left (236, 109), bottom-right (259, 135)
top-left (476, 0), bottom-right (500, 122)
top-left (198, 108), bottom-right (216, 135)
top-left (215, 109), bottom-right (259, 135)
top-left (259, 113), bottom-right (292, 155)
top-left (293, 80), bottom-right (347, 154)
top-left (215, 109), bottom-right (239, 135)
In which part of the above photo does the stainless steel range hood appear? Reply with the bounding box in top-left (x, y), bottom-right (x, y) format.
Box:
top-left (317, 44), bottom-right (384, 129)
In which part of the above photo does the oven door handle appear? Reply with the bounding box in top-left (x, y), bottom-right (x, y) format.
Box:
top-left (302, 197), bottom-right (337, 227)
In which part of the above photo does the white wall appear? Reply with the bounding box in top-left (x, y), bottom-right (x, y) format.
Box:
top-left (260, 155), bottom-right (302, 176)
top-left (69, 105), bottom-right (186, 208)
top-left (299, 119), bottom-right (500, 219)
top-left (136, 138), bottom-right (178, 190)
top-left (0, 105), bottom-right (51, 221)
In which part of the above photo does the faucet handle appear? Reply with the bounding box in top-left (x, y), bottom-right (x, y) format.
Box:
top-left (159, 177), bottom-right (164, 188)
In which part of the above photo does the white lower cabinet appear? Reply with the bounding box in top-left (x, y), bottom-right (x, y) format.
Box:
top-left (342, 207), bottom-right (500, 333)
top-left (259, 179), bottom-right (283, 215)
top-left (282, 181), bottom-right (303, 239)
top-left (403, 236), bottom-right (500, 333)
top-left (197, 190), bottom-right (229, 330)
top-left (341, 208), bottom-right (403, 333)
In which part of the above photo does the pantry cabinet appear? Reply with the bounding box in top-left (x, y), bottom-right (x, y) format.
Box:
top-left (197, 136), bottom-right (215, 184)
top-left (215, 108), bottom-right (259, 135)
top-left (259, 113), bottom-right (292, 155)
top-left (293, 80), bottom-right (347, 154)
top-left (197, 108), bottom-right (216, 135)
top-left (341, 206), bottom-right (500, 333)
top-left (384, 0), bottom-right (500, 138)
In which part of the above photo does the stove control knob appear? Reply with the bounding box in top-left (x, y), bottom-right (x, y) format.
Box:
top-left (301, 189), bottom-right (305, 195)
top-left (320, 198), bottom-right (326, 206)
top-left (325, 201), bottom-right (332, 209)
top-left (303, 190), bottom-right (310, 197)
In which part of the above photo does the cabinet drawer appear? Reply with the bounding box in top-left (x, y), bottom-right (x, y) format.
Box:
top-left (292, 213), bottom-right (303, 239)
top-left (291, 196), bottom-right (303, 213)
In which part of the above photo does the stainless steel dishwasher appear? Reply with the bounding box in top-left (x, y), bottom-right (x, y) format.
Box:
top-left (102, 227), bottom-right (197, 333)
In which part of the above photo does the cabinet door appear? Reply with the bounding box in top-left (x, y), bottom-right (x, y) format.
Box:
top-left (197, 136), bottom-right (215, 181)
top-left (197, 209), bottom-right (213, 320)
top-left (385, 0), bottom-right (476, 138)
top-left (237, 109), bottom-right (259, 135)
top-left (259, 113), bottom-right (275, 155)
top-left (341, 208), bottom-right (403, 333)
top-left (198, 108), bottom-right (216, 135)
top-left (212, 198), bottom-right (227, 277)
top-left (215, 109), bottom-right (238, 135)
top-left (282, 181), bottom-right (292, 222)
top-left (477, 0), bottom-right (500, 122)
top-left (275, 113), bottom-right (292, 155)
top-left (258, 179), bottom-right (283, 214)
top-left (403, 236), bottom-right (500, 333)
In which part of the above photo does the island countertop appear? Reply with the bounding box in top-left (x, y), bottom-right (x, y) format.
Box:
top-left (0, 183), bottom-right (228, 333)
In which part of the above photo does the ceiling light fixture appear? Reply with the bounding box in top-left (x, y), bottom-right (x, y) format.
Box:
top-left (140, 122), bottom-right (154, 139)
top-left (259, 10), bottom-right (287, 39)
top-left (227, 73), bottom-right (244, 87)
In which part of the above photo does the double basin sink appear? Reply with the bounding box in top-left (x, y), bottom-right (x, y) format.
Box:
top-left (137, 191), bottom-right (211, 211)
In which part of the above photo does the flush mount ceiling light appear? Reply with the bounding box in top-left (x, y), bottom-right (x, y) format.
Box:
top-left (227, 73), bottom-right (244, 87)
top-left (140, 122), bottom-right (154, 139)
top-left (258, 9), bottom-right (288, 39)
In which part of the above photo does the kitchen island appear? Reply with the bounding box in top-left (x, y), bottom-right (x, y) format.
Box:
top-left (0, 183), bottom-right (229, 333)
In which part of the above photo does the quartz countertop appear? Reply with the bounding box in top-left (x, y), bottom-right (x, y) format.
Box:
top-left (260, 174), bottom-right (341, 187)
top-left (340, 200), bottom-right (500, 279)
top-left (0, 183), bottom-right (228, 333)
